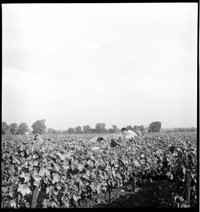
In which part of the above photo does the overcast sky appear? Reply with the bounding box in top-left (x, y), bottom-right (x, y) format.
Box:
top-left (2, 3), bottom-right (197, 130)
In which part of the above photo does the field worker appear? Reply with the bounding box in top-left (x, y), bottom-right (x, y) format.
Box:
top-left (34, 134), bottom-right (43, 142)
top-left (110, 127), bottom-right (140, 148)
top-left (90, 137), bottom-right (98, 143)
top-left (121, 128), bottom-right (138, 141)
top-left (110, 137), bottom-right (123, 147)
top-left (110, 129), bottom-right (127, 147)
top-left (96, 137), bottom-right (105, 143)
top-left (31, 134), bottom-right (44, 153)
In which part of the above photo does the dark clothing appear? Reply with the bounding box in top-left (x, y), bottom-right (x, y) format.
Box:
top-left (96, 137), bottom-right (104, 142)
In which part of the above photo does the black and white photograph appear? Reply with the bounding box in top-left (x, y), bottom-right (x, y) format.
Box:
top-left (2, 3), bottom-right (198, 208)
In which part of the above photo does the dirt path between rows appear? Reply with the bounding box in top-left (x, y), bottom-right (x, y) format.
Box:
top-left (80, 179), bottom-right (177, 208)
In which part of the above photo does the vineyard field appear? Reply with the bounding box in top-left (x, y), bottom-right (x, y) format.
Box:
top-left (1, 132), bottom-right (197, 208)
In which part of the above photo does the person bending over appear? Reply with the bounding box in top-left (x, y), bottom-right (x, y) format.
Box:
top-left (110, 127), bottom-right (139, 147)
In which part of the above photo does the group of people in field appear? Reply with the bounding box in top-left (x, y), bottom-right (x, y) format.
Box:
top-left (33, 126), bottom-right (142, 149)
top-left (96, 126), bottom-right (142, 148)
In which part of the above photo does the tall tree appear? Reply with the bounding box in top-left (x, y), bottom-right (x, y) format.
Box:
top-left (2, 122), bottom-right (10, 134)
top-left (83, 125), bottom-right (91, 134)
top-left (68, 128), bottom-right (75, 134)
top-left (32, 119), bottom-right (47, 134)
top-left (112, 125), bottom-right (119, 133)
top-left (95, 123), bottom-right (106, 133)
top-left (9, 123), bottom-right (18, 134)
top-left (16, 122), bottom-right (29, 135)
top-left (149, 121), bottom-right (161, 133)
top-left (75, 126), bottom-right (82, 134)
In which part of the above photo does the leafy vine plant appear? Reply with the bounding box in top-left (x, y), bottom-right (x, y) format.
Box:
top-left (1, 132), bottom-right (197, 208)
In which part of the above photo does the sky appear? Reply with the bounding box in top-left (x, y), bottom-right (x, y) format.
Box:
top-left (2, 3), bottom-right (197, 131)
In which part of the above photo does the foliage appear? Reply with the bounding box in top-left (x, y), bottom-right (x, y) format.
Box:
top-left (126, 125), bottom-right (133, 131)
top-left (75, 126), bottom-right (82, 134)
top-left (68, 128), bottom-right (75, 134)
top-left (108, 125), bottom-right (119, 134)
top-left (165, 128), bottom-right (197, 133)
top-left (149, 122), bottom-right (161, 133)
top-left (47, 128), bottom-right (56, 134)
top-left (108, 128), bottom-right (115, 134)
top-left (2, 122), bottom-right (10, 134)
top-left (62, 130), bottom-right (68, 134)
top-left (112, 125), bottom-right (119, 133)
top-left (135, 125), bottom-right (144, 134)
top-left (95, 123), bottom-right (106, 134)
top-left (16, 123), bottom-right (30, 135)
top-left (1, 132), bottom-right (197, 208)
top-left (32, 120), bottom-right (47, 135)
top-left (83, 125), bottom-right (91, 134)
top-left (9, 123), bottom-right (18, 135)
top-left (91, 128), bottom-right (97, 134)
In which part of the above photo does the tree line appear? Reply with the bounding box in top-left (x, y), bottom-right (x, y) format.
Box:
top-left (2, 120), bottom-right (196, 136)
top-left (7, 120), bottom-right (193, 135)
top-left (2, 120), bottom-right (47, 135)
top-left (164, 127), bottom-right (197, 133)
top-left (2, 120), bottom-right (150, 135)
